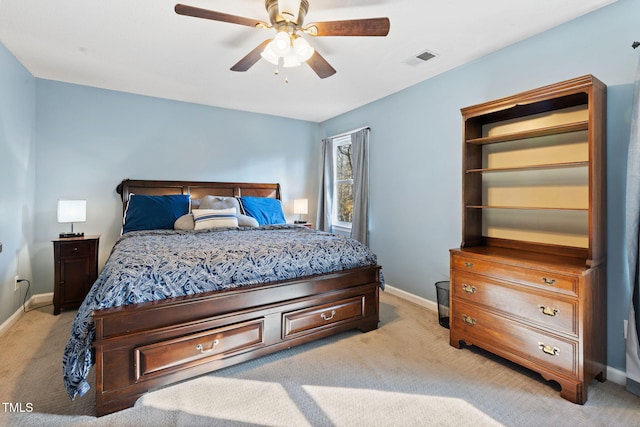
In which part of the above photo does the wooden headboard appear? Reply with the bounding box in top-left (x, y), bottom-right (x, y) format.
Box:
top-left (116, 179), bottom-right (281, 213)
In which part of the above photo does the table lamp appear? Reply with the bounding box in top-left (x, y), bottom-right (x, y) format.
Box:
top-left (57, 199), bottom-right (86, 238)
top-left (293, 198), bottom-right (308, 224)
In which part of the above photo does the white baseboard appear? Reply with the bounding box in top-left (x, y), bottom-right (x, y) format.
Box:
top-left (608, 366), bottom-right (626, 386)
top-left (0, 292), bottom-right (53, 337)
top-left (383, 283), bottom-right (627, 387)
top-left (384, 284), bottom-right (438, 312)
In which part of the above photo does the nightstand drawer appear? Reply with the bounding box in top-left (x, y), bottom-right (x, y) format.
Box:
top-left (451, 270), bottom-right (577, 336)
top-left (452, 255), bottom-right (578, 297)
top-left (59, 241), bottom-right (92, 258)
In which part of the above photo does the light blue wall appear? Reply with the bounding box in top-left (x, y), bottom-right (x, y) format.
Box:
top-left (0, 42), bottom-right (36, 324)
top-left (320, 0), bottom-right (637, 372)
top-left (31, 81), bottom-right (320, 297)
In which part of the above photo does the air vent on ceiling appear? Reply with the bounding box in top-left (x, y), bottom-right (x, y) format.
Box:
top-left (404, 49), bottom-right (437, 66)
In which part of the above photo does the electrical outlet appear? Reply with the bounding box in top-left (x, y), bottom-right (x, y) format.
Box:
top-left (14, 275), bottom-right (20, 291)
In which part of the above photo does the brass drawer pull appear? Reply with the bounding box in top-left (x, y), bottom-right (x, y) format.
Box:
top-left (541, 277), bottom-right (556, 286)
top-left (462, 314), bottom-right (476, 326)
top-left (321, 310), bottom-right (336, 321)
top-left (538, 305), bottom-right (559, 317)
top-left (195, 339), bottom-right (220, 354)
top-left (538, 342), bottom-right (560, 356)
top-left (464, 261), bottom-right (474, 268)
top-left (462, 283), bottom-right (477, 294)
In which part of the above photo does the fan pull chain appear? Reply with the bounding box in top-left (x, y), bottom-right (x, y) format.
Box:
top-left (272, 67), bottom-right (289, 83)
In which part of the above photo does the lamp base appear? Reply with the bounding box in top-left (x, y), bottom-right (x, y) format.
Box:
top-left (59, 232), bottom-right (84, 238)
top-left (294, 220), bottom-right (307, 224)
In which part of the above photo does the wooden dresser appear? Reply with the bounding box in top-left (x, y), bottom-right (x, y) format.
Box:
top-left (450, 75), bottom-right (607, 404)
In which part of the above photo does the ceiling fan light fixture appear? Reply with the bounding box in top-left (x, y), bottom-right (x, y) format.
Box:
top-left (293, 37), bottom-right (314, 62)
top-left (272, 31), bottom-right (292, 56)
top-left (260, 42), bottom-right (280, 65)
top-left (283, 52), bottom-right (301, 68)
top-left (175, 1), bottom-right (388, 79)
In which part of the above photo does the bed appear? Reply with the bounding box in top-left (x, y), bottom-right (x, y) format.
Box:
top-left (62, 179), bottom-right (382, 416)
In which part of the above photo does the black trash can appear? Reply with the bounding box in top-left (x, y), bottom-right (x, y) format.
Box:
top-left (435, 281), bottom-right (450, 329)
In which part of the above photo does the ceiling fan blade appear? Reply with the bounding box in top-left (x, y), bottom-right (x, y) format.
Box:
top-left (175, 4), bottom-right (267, 28)
top-left (306, 50), bottom-right (336, 79)
top-left (305, 17), bottom-right (390, 37)
top-left (230, 39), bottom-right (272, 72)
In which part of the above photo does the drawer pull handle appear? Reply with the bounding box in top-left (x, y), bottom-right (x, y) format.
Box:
top-left (462, 314), bottom-right (476, 326)
top-left (321, 310), bottom-right (336, 321)
top-left (195, 339), bottom-right (219, 354)
top-left (541, 277), bottom-right (556, 286)
top-left (538, 342), bottom-right (560, 356)
top-left (464, 262), bottom-right (474, 268)
top-left (462, 283), bottom-right (477, 294)
top-left (538, 305), bottom-right (559, 317)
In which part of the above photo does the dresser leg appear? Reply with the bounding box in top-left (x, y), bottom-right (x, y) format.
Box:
top-left (558, 379), bottom-right (587, 405)
top-left (449, 331), bottom-right (463, 349)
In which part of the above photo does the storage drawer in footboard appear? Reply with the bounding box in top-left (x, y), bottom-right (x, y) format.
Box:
top-left (134, 319), bottom-right (264, 382)
top-left (283, 296), bottom-right (364, 339)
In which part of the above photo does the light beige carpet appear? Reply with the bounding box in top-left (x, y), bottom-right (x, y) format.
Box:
top-left (1, 292), bottom-right (639, 426)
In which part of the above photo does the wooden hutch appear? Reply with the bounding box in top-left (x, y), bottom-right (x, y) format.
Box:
top-left (449, 75), bottom-right (607, 404)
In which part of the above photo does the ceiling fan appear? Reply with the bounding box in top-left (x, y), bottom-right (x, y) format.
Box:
top-left (174, 0), bottom-right (390, 79)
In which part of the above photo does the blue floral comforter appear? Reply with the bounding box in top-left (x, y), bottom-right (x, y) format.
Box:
top-left (62, 225), bottom-right (381, 399)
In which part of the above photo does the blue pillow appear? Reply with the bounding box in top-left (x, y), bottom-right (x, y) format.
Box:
top-left (123, 194), bottom-right (190, 233)
top-left (239, 197), bottom-right (286, 226)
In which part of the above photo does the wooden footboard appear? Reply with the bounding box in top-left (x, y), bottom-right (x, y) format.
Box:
top-left (93, 266), bottom-right (381, 416)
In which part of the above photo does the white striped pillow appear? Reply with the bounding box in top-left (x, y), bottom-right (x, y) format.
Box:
top-left (192, 208), bottom-right (238, 230)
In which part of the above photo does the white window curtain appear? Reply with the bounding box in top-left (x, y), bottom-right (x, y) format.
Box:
top-left (317, 128), bottom-right (370, 246)
top-left (626, 52), bottom-right (640, 397)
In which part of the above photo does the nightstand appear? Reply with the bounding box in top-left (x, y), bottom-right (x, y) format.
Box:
top-left (294, 222), bottom-right (313, 229)
top-left (52, 235), bottom-right (99, 315)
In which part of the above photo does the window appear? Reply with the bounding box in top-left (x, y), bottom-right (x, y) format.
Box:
top-left (333, 135), bottom-right (353, 230)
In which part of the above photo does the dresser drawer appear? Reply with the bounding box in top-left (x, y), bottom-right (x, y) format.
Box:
top-left (134, 319), bottom-right (264, 381)
top-left (283, 296), bottom-right (364, 339)
top-left (59, 241), bottom-right (92, 258)
top-left (451, 271), bottom-right (578, 336)
top-left (451, 254), bottom-right (578, 297)
top-left (452, 300), bottom-right (577, 376)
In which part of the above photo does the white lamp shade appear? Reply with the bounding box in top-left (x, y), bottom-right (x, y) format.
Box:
top-left (261, 41), bottom-right (279, 65)
top-left (283, 51), bottom-right (301, 68)
top-left (293, 37), bottom-right (314, 62)
top-left (57, 200), bottom-right (86, 223)
top-left (293, 198), bottom-right (308, 215)
top-left (272, 31), bottom-right (292, 56)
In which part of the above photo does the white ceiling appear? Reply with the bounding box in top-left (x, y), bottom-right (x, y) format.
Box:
top-left (0, 0), bottom-right (616, 122)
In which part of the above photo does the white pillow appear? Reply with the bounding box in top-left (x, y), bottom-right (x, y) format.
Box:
top-left (238, 214), bottom-right (259, 227)
top-left (174, 213), bottom-right (195, 230)
top-left (199, 196), bottom-right (241, 213)
top-left (192, 208), bottom-right (238, 230)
